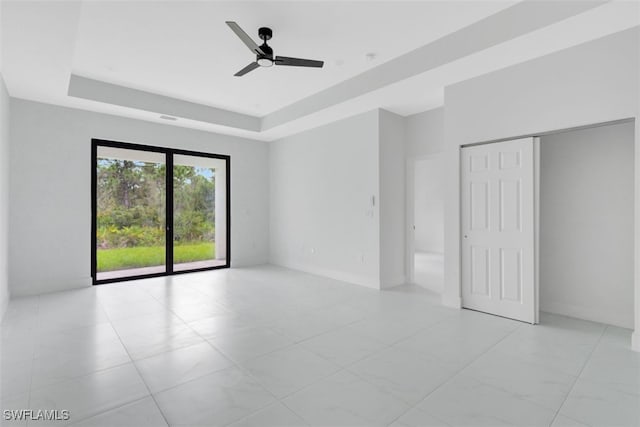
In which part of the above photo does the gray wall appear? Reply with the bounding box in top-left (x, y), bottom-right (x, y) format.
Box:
top-left (414, 156), bottom-right (444, 254)
top-left (269, 111), bottom-right (381, 288)
top-left (379, 110), bottom-right (406, 288)
top-left (0, 75), bottom-right (9, 319)
top-left (269, 108), bottom-right (409, 290)
top-left (441, 27), bottom-right (640, 318)
top-left (9, 99), bottom-right (270, 296)
top-left (405, 108), bottom-right (444, 158)
top-left (540, 122), bottom-right (635, 328)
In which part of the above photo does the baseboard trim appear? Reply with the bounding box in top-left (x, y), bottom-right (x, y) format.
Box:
top-left (269, 260), bottom-right (380, 290)
top-left (632, 332), bottom-right (640, 352)
top-left (381, 275), bottom-right (406, 289)
top-left (442, 293), bottom-right (462, 308)
top-left (10, 277), bottom-right (91, 298)
top-left (540, 300), bottom-right (633, 329)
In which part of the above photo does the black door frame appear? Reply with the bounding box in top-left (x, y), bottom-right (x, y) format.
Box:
top-left (91, 138), bottom-right (231, 285)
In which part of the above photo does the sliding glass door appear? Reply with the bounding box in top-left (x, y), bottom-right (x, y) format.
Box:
top-left (92, 140), bottom-right (230, 284)
top-left (94, 146), bottom-right (167, 281)
top-left (173, 154), bottom-right (227, 272)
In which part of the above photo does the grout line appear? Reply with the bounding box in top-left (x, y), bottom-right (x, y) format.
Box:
top-left (24, 295), bottom-right (40, 427)
top-left (64, 395), bottom-right (153, 427)
top-left (15, 272), bottom-right (614, 427)
top-left (99, 299), bottom-right (173, 427)
top-left (217, 313), bottom-right (459, 426)
top-left (142, 280), bottom-right (462, 426)
top-left (383, 319), bottom-right (524, 427)
top-left (22, 290), bottom-right (170, 426)
top-left (547, 324), bottom-right (607, 427)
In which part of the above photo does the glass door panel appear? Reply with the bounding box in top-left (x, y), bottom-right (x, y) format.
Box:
top-left (172, 154), bottom-right (227, 272)
top-left (95, 146), bottom-right (166, 281)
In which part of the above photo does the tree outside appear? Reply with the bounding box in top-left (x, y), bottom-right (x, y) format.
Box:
top-left (96, 158), bottom-right (216, 273)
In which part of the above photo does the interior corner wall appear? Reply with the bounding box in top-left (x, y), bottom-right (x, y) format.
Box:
top-left (269, 111), bottom-right (381, 289)
top-left (413, 157), bottom-right (445, 254)
top-left (9, 99), bottom-right (270, 297)
top-left (378, 110), bottom-right (406, 288)
top-left (405, 107), bottom-right (445, 158)
top-left (442, 27), bottom-right (640, 330)
top-left (0, 75), bottom-right (10, 320)
top-left (540, 122), bottom-right (634, 329)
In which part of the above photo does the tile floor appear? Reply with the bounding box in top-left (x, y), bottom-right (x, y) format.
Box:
top-left (1, 266), bottom-right (638, 427)
top-left (413, 252), bottom-right (443, 294)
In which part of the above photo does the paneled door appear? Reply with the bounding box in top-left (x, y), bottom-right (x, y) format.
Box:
top-left (461, 137), bottom-right (537, 323)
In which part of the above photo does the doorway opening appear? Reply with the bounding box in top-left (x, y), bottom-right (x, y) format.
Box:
top-left (538, 121), bottom-right (634, 328)
top-left (407, 155), bottom-right (444, 294)
top-left (459, 119), bottom-right (634, 327)
top-left (91, 139), bottom-right (230, 284)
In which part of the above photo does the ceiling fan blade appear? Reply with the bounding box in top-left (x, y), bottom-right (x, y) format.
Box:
top-left (234, 62), bottom-right (260, 77)
top-left (226, 21), bottom-right (265, 55)
top-left (275, 56), bottom-right (324, 68)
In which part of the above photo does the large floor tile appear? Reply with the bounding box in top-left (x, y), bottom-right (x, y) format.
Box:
top-left (135, 341), bottom-right (233, 393)
top-left (3, 267), bottom-right (639, 427)
top-left (550, 414), bottom-right (590, 427)
top-left (300, 327), bottom-right (388, 367)
top-left (207, 326), bottom-right (294, 362)
top-left (345, 315), bottom-right (427, 346)
top-left (392, 312), bottom-right (519, 368)
top-left (578, 326), bottom-right (640, 390)
top-left (0, 333), bottom-right (36, 368)
top-left (348, 346), bottom-right (459, 405)
top-left (483, 314), bottom-right (605, 377)
top-left (462, 350), bottom-right (576, 411)
top-left (100, 299), bottom-right (169, 321)
top-left (31, 323), bottom-right (131, 389)
top-left (416, 374), bottom-right (557, 426)
top-left (111, 312), bottom-right (204, 360)
top-left (153, 366), bottom-right (275, 426)
top-left (36, 305), bottom-right (110, 334)
top-left (69, 397), bottom-right (168, 427)
top-left (187, 313), bottom-right (257, 340)
top-left (558, 377), bottom-right (640, 427)
top-left (1, 358), bottom-right (33, 399)
top-left (1, 298), bottom-right (39, 339)
top-left (166, 300), bottom-right (229, 323)
top-left (283, 370), bottom-right (410, 426)
top-left (29, 364), bottom-right (149, 426)
top-left (0, 392), bottom-right (29, 426)
top-left (241, 345), bottom-right (339, 398)
top-left (390, 407), bottom-right (452, 427)
top-left (229, 402), bottom-right (308, 427)
top-left (267, 311), bottom-right (351, 342)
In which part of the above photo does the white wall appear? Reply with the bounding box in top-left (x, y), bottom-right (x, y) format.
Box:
top-left (9, 99), bottom-right (270, 296)
top-left (379, 110), bottom-right (405, 288)
top-left (414, 157), bottom-right (444, 254)
top-left (405, 108), bottom-right (445, 158)
top-left (0, 75), bottom-right (9, 319)
top-left (269, 111), bottom-right (380, 288)
top-left (404, 107), bottom-right (446, 288)
top-left (540, 122), bottom-right (634, 328)
top-left (442, 28), bottom-right (639, 343)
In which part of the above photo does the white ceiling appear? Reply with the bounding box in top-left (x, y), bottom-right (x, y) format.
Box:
top-left (72, 1), bottom-right (516, 116)
top-left (1, 1), bottom-right (639, 141)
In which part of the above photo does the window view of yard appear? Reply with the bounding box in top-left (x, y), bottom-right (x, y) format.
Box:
top-left (96, 153), bottom-right (217, 277)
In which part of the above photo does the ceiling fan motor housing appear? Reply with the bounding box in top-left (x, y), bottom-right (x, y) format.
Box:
top-left (258, 27), bottom-right (272, 41)
top-left (257, 27), bottom-right (274, 66)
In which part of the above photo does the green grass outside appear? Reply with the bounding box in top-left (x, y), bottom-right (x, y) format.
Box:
top-left (97, 242), bottom-right (215, 272)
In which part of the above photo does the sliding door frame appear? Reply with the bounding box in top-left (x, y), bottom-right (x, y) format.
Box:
top-left (91, 138), bottom-right (231, 285)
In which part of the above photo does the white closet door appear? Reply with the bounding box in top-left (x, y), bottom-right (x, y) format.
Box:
top-left (461, 137), bottom-right (536, 324)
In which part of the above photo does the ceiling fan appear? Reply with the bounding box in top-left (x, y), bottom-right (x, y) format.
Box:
top-left (225, 21), bottom-right (324, 77)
